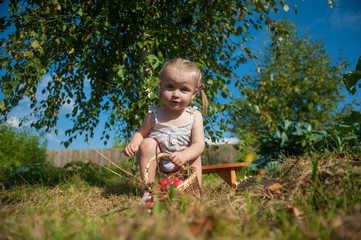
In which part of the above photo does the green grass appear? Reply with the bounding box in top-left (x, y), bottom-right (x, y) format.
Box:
top-left (1, 152), bottom-right (361, 239)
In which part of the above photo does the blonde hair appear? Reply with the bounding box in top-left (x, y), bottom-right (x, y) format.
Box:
top-left (160, 58), bottom-right (208, 115)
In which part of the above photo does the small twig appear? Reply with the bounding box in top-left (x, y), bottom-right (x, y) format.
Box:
top-left (281, 141), bottom-right (319, 179)
top-left (227, 194), bottom-right (234, 210)
top-left (17, 174), bottom-right (30, 185)
top-left (86, 141), bottom-right (153, 192)
top-left (280, 157), bottom-right (301, 179)
top-left (80, 156), bottom-right (124, 179)
top-left (294, 169), bottom-right (312, 192)
top-left (82, 155), bottom-right (151, 192)
top-left (87, 140), bottom-right (143, 183)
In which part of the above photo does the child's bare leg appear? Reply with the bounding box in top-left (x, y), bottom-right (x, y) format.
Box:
top-left (138, 138), bottom-right (159, 202)
top-left (190, 155), bottom-right (202, 186)
top-left (138, 138), bottom-right (160, 184)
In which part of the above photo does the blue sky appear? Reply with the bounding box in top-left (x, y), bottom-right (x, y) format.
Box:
top-left (1, 0), bottom-right (361, 150)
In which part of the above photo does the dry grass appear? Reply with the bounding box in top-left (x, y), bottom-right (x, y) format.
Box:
top-left (1, 152), bottom-right (361, 239)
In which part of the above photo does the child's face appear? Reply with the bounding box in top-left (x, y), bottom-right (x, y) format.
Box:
top-left (160, 67), bottom-right (197, 112)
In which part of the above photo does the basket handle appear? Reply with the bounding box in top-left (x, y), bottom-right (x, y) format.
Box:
top-left (144, 153), bottom-right (171, 182)
top-left (147, 153), bottom-right (170, 166)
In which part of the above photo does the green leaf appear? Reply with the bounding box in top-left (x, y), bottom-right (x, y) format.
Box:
top-left (31, 39), bottom-right (40, 49)
top-left (283, 4), bottom-right (290, 12)
top-left (356, 56), bottom-right (361, 72)
top-left (2, 88), bottom-right (12, 98)
top-left (10, 80), bottom-right (20, 88)
top-left (195, 59), bottom-right (206, 69)
top-left (146, 54), bottom-right (160, 70)
top-left (16, 4), bottom-right (21, 12)
top-left (153, 202), bottom-right (165, 216)
top-left (169, 184), bottom-right (176, 199)
top-left (342, 111), bottom-right (361, 125)
top-left (232, 145), bottom-right (240, 151)
top-left (0, 99), bottom-right (6, 112)
top-left (117, 69), bottom-right (126, 79)
top-left (215, 131), bottom-right (222, 138)
top-left (0, 58), bottom-right (10, 68)
top-left (343, 71), bottom-right (361, 95)
top-left (63, 141), bottom-right (70, 148)
top-left (343, 56), bottom-right (361, 95)
top-left (33, 58), bottom-right (41, 71)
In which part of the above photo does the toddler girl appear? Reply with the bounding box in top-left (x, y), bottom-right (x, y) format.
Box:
top-left (124, 58), bottom-right (208, 202)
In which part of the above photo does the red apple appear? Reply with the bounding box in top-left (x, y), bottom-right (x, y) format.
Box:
top-left (159, 178), bottom-right (171, 188)
top-left (174, 179), bottom-right (184, 188)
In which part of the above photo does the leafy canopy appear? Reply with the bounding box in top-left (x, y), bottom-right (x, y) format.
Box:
top-left (232, 19), bottom-right (349, 135)
top-left (1, 0), bottom-right (293, 147)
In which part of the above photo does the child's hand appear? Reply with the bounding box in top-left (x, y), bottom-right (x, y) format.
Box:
top-left (169, 152), bottom-right (187, 167)
top-left (124, 143), bottom-right (138, 157)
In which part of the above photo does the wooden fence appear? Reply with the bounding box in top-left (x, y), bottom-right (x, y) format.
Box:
top-left (47, 144), bottom-right (240, 168)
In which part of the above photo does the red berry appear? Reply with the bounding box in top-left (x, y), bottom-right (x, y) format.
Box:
top-left (174, 179), bottom-right (184, 188)
top-left (159, 178), bottom-right (166, 186)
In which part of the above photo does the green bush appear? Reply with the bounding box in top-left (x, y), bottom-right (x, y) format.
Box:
top-left (257, 120), bottom-right (328, 160)
top-left (249, 120), bottom-right (328, 172)
top-left (327, 111), bottom-right (361, 153)
top-left (250, 112), bottom-right (361, 172)
top-left (0, 124), bottom-right (47, 180)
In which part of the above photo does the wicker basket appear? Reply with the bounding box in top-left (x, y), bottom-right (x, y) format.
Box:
top-left (145, 153), bottom-right (202, 199)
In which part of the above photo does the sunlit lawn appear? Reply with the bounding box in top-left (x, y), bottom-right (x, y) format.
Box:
top-left (1, 151), bottom-right (361, 240)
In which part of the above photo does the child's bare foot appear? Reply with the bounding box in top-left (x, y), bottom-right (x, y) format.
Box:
top-left (141, 191), bottom-right (152, 203)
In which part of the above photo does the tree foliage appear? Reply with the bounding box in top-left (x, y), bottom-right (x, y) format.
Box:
top-left (232, 19), bottom-right (349, 136)
top-left (0, 0), bottom-right (293, 147)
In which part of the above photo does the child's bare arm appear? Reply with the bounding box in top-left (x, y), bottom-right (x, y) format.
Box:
top-left (124, 113), bottom-right (154, 157)
top-left (124, 132), bottom-right (143, 157)
top-left (170, 110), bottom-right (205, 166)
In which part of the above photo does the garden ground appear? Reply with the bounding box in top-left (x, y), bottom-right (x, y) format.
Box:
top-left (1, 151), bottom-right (360, 239)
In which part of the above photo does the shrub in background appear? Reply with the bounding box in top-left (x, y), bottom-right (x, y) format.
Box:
top-left (249, 120), bottom-right (329, 173)
top-left (0, 124), bottom-right (47, 181)
top-left (250, 111), bottom-right (361, 172)
top-left (257, 120), bottom-right (328, 160)
top-left (328, 111), bottom-right (361, 153)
